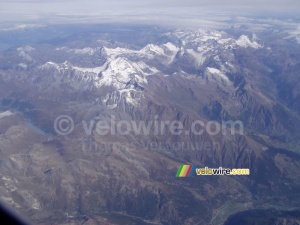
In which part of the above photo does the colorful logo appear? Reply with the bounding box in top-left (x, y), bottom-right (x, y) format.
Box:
top-left (176, 164), bottom-right (195, 177)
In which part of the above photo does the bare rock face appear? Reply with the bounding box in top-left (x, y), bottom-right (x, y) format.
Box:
top-left (0, 25), bottom-right (300, 225)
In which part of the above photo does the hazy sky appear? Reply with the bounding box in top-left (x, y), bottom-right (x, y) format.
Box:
top-left (0, 0), bottom-right (299, 24)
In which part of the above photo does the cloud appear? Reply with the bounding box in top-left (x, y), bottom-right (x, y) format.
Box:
top-left (0, 0), bottom-right (299, 24)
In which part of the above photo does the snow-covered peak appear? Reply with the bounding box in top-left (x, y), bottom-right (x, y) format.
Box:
top-left (173, 29), bottom-right (226, 44)
top-left (40, 61), bottom-right (61, 70)
top-left (141, 44), bottom-right (165, 55)
top-left (103, 42), bottom-right (179, 65)
top-left (99, 57), bottom-right (158, 89)
top-left (40, 61), bottom-right (73, 71)
top-left (236, 35), bottom-right (262, 49)
top-left (163, 42), bottom-right (179, 52)
top-left (103, 47), bottom-right (136, 59)
top-left (39, 57), bottom-right (158, 90)
top-left (39, 61), bottom-right (105, 77)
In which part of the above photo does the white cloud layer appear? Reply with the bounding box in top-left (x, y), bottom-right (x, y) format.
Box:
top-left (0, 0), bottom-right (299, 24)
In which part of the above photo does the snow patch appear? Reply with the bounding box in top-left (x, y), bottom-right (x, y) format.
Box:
top-left (186, 49), bottom-right (206, 67)
top-left (207, 67), bottom-right (229, 82)
top-left (18, 63), bottom-right (27, 69)
top-left (0, 111), bottom-right (14, 119)
top-left (17, 46), bottom-right (34, 61)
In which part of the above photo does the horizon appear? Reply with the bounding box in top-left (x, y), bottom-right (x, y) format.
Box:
top-left (1, 0), bottom-right (300, 25)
